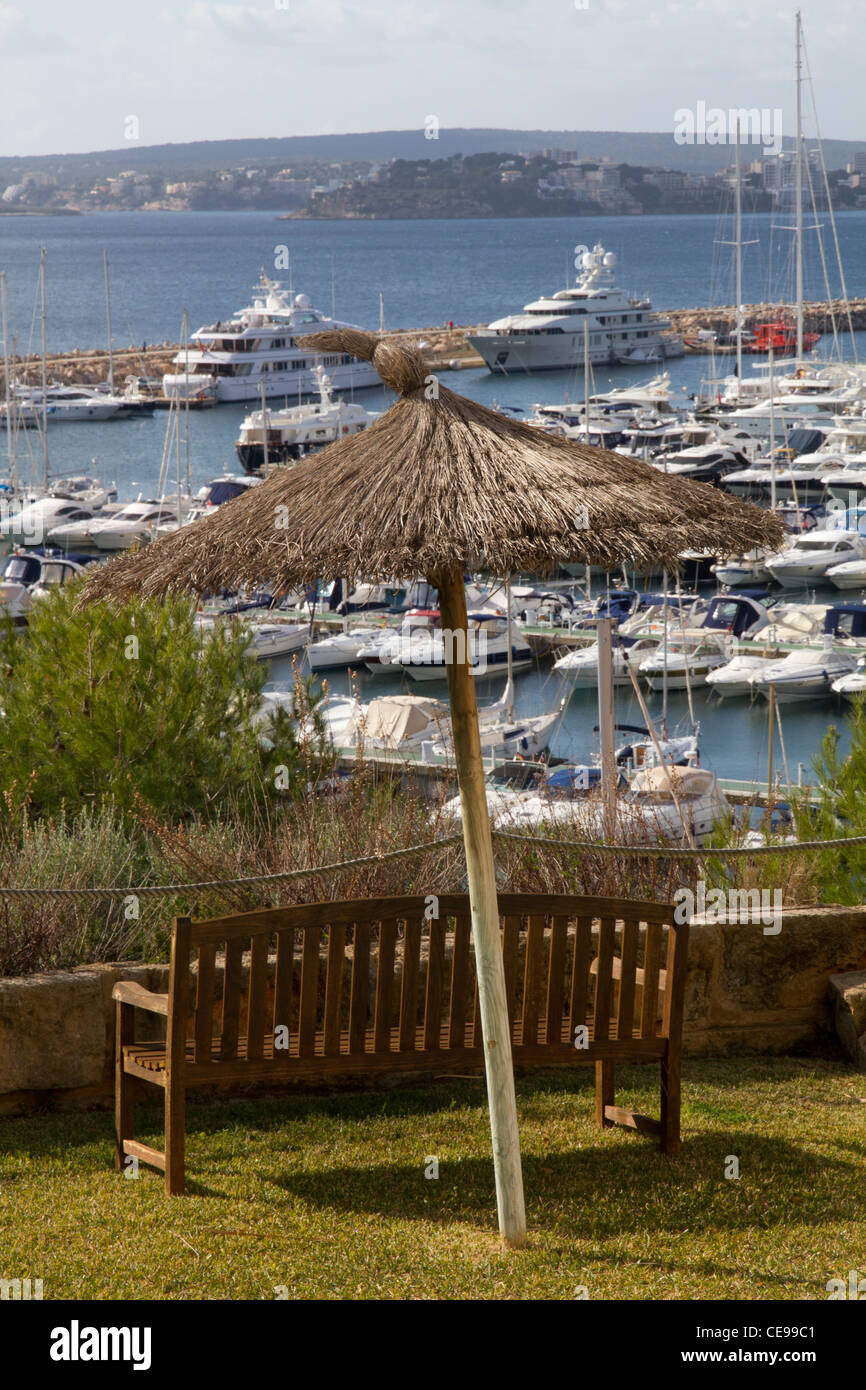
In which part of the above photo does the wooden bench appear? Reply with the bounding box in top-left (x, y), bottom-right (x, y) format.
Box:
top-left (113, 893), bottom-right (688, 1194)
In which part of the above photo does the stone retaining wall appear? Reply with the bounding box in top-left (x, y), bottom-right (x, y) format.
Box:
top-left (1, 906), bottom-right (865, 1115)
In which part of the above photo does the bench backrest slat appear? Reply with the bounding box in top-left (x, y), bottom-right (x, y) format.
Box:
top-left (298, 926), bottom-right (321, 1057)
top-left (501, 915), bottom-right (521, 1028)
top-left (570, 915), bottom-right (593, 1038)
top-left (246, 934), bottom-right (270, 1061)
top-left (220, 938), bottom-right (244, 1061)
top-left (349, 920), bottom-right (371, 1055)
top-left (194, 943), bottom-right (216, 1065)
top-left (424, 916), bottom-right (446, 1051)
top-left (593, 918), bottom-right (616, 1039)
top-left (641, 920), bottom-right (664, 1038)
top-left (374, 918), bottom-right (396, 1053)
top-left (522, 914), bottom-right (546, 1046)
top-left (448, 913), bottom-right (472, 1048)
top-left (399, 917), bottom-right (422, 1051)
top-left (546, 916), bottom-right (569, 1044)
top-left (617, 918), bottom-right (640, 1040)
top-left (273, 928), bottom-right (295, 1040)
top-left (323, 922), bottom-right (346, 1056)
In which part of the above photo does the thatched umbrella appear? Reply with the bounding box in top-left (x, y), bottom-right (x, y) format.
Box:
top-left (80, 331), bottom-right (785, 1248)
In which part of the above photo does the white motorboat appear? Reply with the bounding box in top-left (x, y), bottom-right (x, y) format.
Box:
top-left (765, 529), bottom-right (866, 587)
top-left (396, 614), bottom-right (533, 683)
top-left (241, 620), bottom-right (309, 661)
top-left (15, 384), bottom-right (125, 422)
top-left (467, 245), bottom-right (678, 372)
top-left (748, 641), bottom-right (858, 703)
top-left (87, 500), bottom-right (194, 551)
top-left (235, 365), bottom-right (381, 474)
top-left (831, 658), bottom-right (866, 701)
top-left (639, 632), bottom-right (732, 690)
top-left (429, 690), bottom-right (565, 762)
top-left (554, 633), bottom-right (662, 687)
top-left (356, 609), bottom-right (440, 672)
top-left (617, 346), bottom-right (664, 366)
top-left (825, 558), bottom-right (866, 591)
top-left (705, 652), bottom-right (782, 699)
top-left (306, 626), bottom-right (383, 672)
top-left (162, 274), bottom-right (381, 403)
top-left (710, 550), bottom-right (776, 587)
top-left (721, 389), bottom-right (860, 438)
top-left (444, 764), bottom-right (729, 846)
top-left (257, 691), bottom-right (363, 747)
top-left (0, 550), bottom-right (94, 621)
top-left (0, 484), bottom-right (114, 548)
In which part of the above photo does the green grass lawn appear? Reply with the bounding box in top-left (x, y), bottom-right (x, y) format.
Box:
top-left (1, 1057), bottom-right (864, 1300)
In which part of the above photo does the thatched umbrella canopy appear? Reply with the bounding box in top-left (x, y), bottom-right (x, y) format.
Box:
top-left (79, 330), bottom-right (785, 1249)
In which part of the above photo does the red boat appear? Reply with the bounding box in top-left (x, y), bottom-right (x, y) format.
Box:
top-left (747, 318), bottom-right (820, 356)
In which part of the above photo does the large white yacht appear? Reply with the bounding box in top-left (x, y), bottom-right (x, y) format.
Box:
top-left (162, 274), bottom-right (381, 403)
top-left (467, 244), bottom-right (679, 373)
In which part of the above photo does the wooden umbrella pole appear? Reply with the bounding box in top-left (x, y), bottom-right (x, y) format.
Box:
top-left (437, 567), bottom-right (527, 1249)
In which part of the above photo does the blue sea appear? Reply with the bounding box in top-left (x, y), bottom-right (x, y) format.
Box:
top-left (0, 208), bottom-right (863, 781)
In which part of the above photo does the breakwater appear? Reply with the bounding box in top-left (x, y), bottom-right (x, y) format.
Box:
top-left (2, 298), bottom-right (863, 391)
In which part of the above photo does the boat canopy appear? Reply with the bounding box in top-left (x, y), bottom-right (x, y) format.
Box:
top-left (361, 695), bottom-right (448, 743)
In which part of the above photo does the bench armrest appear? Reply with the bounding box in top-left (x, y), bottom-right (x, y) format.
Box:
top-left (112, 981), bottom-right (169, 1016)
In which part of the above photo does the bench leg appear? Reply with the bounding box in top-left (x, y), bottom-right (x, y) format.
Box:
top-left (595, 1059), bottom-right (615, 1128)
top-left (164, 1076), bottom-right (186, 1196)
top-left (114, 1005), bottom-right (135, 1172)
top-left (660, 1049), bottom-right (681, 1156)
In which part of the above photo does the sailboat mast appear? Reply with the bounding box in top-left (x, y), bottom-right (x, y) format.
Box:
top-left (504, 577), bottom-right (515, 721)
top-left (734, 119), bottom-right (743, 389)
top-left (769, 345), bottom-right (777, 509)
top-left (1, 271), bottom-right (13, 489)
top-left (182, 308), bottom-right (191, 494)
top-left (583, 320), bottom-right (590, 443)
top-left (795, 9), bottom-right (804, 361)
top-left (39, 246), bottom-right (49, 491)
top-left (176, 312), bottom-right (186, 526)
top-left (260, 378), bottom-right (269, 475)
top-left (104, 249), bottom-right (114, 391)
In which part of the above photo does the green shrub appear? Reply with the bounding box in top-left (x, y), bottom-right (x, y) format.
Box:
top-left (0, 583), bottom-right (271, 822)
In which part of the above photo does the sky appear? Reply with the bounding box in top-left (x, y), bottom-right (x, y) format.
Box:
top-left (0, 0), bottom-right (863, 158)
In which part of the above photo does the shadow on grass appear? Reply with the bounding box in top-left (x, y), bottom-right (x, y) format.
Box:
top-left (267, 1129), bottom-right (859, 1240)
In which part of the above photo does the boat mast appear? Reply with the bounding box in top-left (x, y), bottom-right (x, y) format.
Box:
top-left (769, 345), bottom-right (777, 510)
top-left (1, 271), bottom-right (14, 491)
top-left (176, 312), bottom-right (186, 526)
top-left (104, 249), bottom-right (114, 391)
top-left (260, 378), bottom-right (269, 475)
top-left (39, 247), bottom-right (49, 491)
top-left (504, 577), bottom-right (515, 722)
top-left (734, 118), bottom-right (743, 391)
top-left (182, 308), bottom-right (191, 495)
top-left (583, 320), bottom-right (590, 443)
top-left (795, 9), bottom-right (804, 361)
top-left (379, 292), bottom-right (385, 335)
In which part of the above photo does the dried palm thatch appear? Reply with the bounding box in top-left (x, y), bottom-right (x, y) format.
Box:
top-left (78, 330), bottom-right (785, 605)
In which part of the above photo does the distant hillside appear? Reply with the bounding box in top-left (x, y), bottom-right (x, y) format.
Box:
top-left (2, 127), bottom-right (865, 181)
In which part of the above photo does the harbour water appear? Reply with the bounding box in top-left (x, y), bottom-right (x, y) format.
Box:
top-left (1, 209), bottom-right (863, 783)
